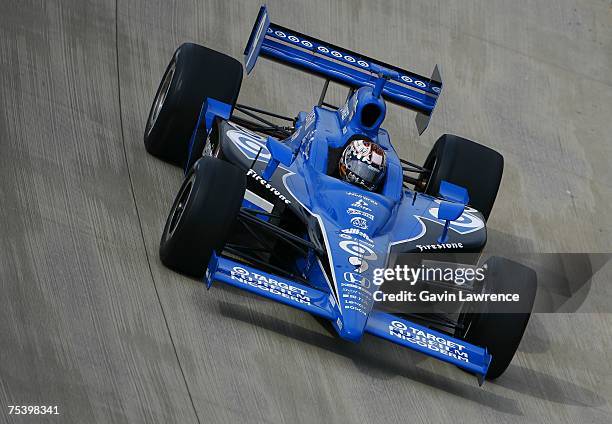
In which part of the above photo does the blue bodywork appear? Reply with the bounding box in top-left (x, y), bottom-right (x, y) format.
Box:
top-left (203, 6), bottom-right (491, 382)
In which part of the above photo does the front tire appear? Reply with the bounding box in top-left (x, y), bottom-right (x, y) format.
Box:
top-left (459, 256), bottom-right (537, 379)
top-left (144, 43), bottom-right (243, 167)
top-left (420, 134), bottom-right (503, 221)
top-left (160, 156), bottom-right (246, 277)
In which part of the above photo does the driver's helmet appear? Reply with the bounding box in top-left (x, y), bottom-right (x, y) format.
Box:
top-left (338, 138), bottom-right (387, 191)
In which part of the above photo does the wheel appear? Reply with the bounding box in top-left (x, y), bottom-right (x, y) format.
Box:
top-left (144, 43), bottom-right (243, 167)
top-left (160, 156), bottom-right (246, 277)
top-left (458, 256), bottom-right (537, 379)
top-left (420, 134), bottom-right (503, 221)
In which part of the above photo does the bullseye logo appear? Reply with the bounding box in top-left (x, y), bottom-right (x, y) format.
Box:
top-left (226, 128), bottom-right (271, 162)
top-left (265, 26), bottom-right (439, 94)
top-left (339, 240), bottom-right (378, 272)
top-left (390, 320), bottom-right (408, 331)
top-left (425, 202), bottom-right (484, 234)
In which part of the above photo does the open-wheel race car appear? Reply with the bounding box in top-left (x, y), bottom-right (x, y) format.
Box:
top-left (144, 6), bottom-right (536, 384)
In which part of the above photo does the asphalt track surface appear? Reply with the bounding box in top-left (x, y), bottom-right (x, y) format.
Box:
top-left (1, 1), bottom-right (611, 423)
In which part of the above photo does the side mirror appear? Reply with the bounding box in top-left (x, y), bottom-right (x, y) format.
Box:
top-left (437, 180), bottom-right (469, 243)
top-left (438, 201), bottom-right (464, 221)
top-left (262, 136), bottom-right (296, 180)
top-left (267, 137), bottom-right (295, 166)
top-left (439, 180), bottom-right (469, 204)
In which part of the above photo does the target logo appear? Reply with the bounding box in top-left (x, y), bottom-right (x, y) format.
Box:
top-left (390, 320), bottom-right (408, 331)
top-left (227, 129), bottom-right (271, 162)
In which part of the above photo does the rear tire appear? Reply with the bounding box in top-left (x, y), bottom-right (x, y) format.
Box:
top-left (421, 134), bottom-right (503, 220)
top-left (144, 43), bottom-right (243, 166)
top-left (160, 156), bottom-right (246, 277)
top-left (459, 256), bottom-right (537, 380)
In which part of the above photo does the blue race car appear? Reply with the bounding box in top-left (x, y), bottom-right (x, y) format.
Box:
top-left (144, 6), bottom-right (536, 384)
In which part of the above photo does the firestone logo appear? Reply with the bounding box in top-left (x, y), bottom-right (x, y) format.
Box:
top-left (246, 169), bottom-right (291, 205)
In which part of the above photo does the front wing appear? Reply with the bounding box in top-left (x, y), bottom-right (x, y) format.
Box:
top-left (205, 252), bottom-right (337, 320)
top-left (205, 252), bottom-right (491, 383)
top-left (365, 311), bottom-right (491, 384)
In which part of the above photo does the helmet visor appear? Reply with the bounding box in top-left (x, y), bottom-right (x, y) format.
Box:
top-left (346, 160), bottom-right (383, 188)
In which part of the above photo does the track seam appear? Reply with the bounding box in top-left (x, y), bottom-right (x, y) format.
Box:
top-left (114, 2), bottom-right (202, 423)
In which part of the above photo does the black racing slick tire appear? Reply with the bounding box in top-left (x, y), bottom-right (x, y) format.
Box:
top-left (459, 256), bottom-right (537, 380)
top-left (160, 156), bottom-right (246, 277)
top-left (144, 43), bottom-right (243, 167)
top-left (421, 134), bottom-right (503, 221)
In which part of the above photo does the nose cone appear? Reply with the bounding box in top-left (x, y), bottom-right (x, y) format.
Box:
top-left (335, 308), bottom-right (369, 343)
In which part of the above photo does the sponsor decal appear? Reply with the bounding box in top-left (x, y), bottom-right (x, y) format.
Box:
top-left (344, 303), bottom-right (367, 315)
top-left (418, 201), bottom-right (484, 235)
top-left (340, 228), bottom-right (374, 245)
top-left (247, 169), bottom-right (291, 205)
top-left (338, 195), bottom-right (379, 272)
top-left (416, 242), bottom-right (464, 252)
top-left (267, 29), bottom-right (373, 69)
top-left (304, 110), bottom-right (315, 129)
top-left (343, 271), bottom-right (370, 289)
top-left (339, 240), bottom-right (377, 272)
top-left (226, 127), bottom-right (271, 162)
top-left (350, 216), bottom-right (368, 229)
top-left (230, 266), bottom-right (311, 304)
top-left (339, 102), bottom-right (350, 121)
top-left (343, 291), bottom-right (371, 312)
top-left (346, 192), bottom-right (378, 206)
top-left (267, 29), bottom-right (432, 91)
top-left (389, 321), bottom-right (470, 363)
top-left (301, 130), bottom-right (316, 160)
top-left (332, 193), bottom-right (380, 314)
top-left (351, 199), bottom-right (372, 211)
top-left (347, 208), bottom-right (374, 220)
top-left (339, 96), bottom-right (359, 125)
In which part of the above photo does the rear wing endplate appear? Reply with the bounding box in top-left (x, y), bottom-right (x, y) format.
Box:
top-left (244, 5), bottom-right (442, 133)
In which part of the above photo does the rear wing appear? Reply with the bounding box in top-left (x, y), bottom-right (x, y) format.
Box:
top-left (244, 5), bottom-right (442, 133)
